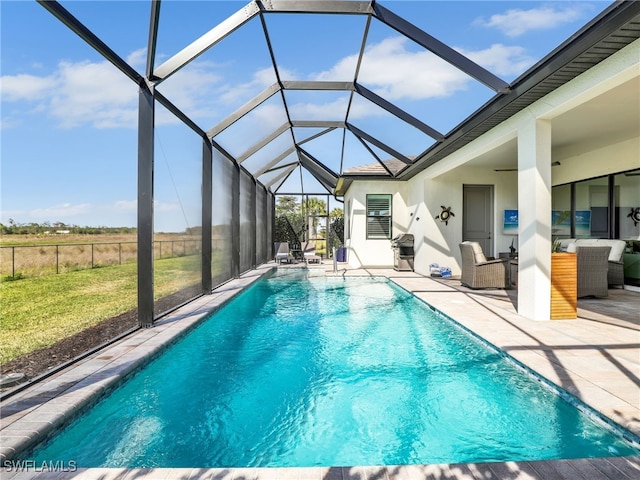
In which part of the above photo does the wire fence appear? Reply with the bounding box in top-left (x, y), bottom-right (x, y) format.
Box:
top-left (0, 240), bottom-right (202, 280)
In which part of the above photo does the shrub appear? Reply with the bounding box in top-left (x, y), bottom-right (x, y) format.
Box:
top-left (2, 272), bottom-right (24, 282)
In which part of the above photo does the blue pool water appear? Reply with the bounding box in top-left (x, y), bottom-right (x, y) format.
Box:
top-left (28, 271), bottom-right (638, 467)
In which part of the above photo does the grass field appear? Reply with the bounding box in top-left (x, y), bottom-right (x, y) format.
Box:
top-left (0, 255), bottom-right (201, 365)
top-left (0, 233), bottom-right (140, 246)
top-left (0, 233), bottom-right (201, 280)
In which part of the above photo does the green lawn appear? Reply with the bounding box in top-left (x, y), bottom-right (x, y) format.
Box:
top-left (0, 256), bottom-right (201, 364)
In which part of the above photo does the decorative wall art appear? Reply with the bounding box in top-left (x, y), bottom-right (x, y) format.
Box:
top-left (503, 210), bottom-right (591, 236)
top-left (503, 210), bottom-right (518, 234)
top-left (435, 206), bottom-right (455, 225)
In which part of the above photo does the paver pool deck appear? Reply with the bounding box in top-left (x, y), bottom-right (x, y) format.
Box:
top-left (1, 262), bottom-right (638, 479)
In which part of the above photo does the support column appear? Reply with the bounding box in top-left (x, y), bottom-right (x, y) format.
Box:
top-left (517, 118), bottom-right (552, 320)
top-left (262, 186), bottom-right (269, 265)
top-left (138, 83), bottom-right (155, 328)
top-left (250, 177), bottom-right (257, 269)
top-left (231, 162), bottom-right (241, 278)
top-left (202, 138), bottom-right (212, 293)
top-left (270, 193), bottom-right (276, 259)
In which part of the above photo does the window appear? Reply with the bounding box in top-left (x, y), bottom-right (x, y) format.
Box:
top-left (551, 168), bottom-right (640, 240)
top-left (366, 194), bottom-right (392, 239)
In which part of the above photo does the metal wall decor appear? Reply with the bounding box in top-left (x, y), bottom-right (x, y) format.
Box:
top-left (628, 207), bottom-right (640, 226)
top-left (435, 206), bottom-right (455, 225)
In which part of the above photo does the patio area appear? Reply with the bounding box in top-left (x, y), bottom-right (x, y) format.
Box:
top-left (1, 261), bottom-right (638, 479)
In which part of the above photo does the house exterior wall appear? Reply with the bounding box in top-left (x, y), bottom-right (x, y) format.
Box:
top-left (344, 181), bottom-right (408, 268)
top-left (343, 38), bottom-right (639, 319)
top-left (405, 167), bottom-right (518, 277)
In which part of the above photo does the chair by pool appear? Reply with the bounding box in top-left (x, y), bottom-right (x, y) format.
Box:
top-left (301, 242), bottom-right (321, 264)
top-left (275, 242), bottom-right (293, 264)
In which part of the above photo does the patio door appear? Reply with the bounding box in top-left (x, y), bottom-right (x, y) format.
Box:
top-left (463, 185), bottom-right (494, 257)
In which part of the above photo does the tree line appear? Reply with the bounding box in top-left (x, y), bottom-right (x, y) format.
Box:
top-left (274, 196), bottom-right (344, 250)
top-left (0, 219), bottom-right (136, 235)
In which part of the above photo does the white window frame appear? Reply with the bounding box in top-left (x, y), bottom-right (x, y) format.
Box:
top-left (366, 194), bottom-right (392, 239)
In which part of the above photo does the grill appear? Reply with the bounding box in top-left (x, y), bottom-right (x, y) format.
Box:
top-left (391, 233), bottom-right (414, 271)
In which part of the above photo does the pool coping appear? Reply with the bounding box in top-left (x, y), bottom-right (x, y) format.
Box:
top-left (1, 264), bottom-right (639, 480)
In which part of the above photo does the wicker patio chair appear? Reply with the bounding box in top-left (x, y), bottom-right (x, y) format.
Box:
top-left (459, 241), bottom-right (509, 289)
top-left (575, 246), bottom-right (611, 298)
top-left (608, 260), bottom-right (624, 288)
top-left (566, 239), bottom-right (625, 288)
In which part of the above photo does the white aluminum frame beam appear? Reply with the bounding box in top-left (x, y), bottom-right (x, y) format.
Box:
top-left (265, 163), bottom-right (298, 188)
top-left (259, 1), bottom-right (373, 15)
top-left (237, 123), bottom-right (291, 164)
top-left (254, 146), bottom-right (297, 177)
top-left (206, 83), bottom-right (281, 139)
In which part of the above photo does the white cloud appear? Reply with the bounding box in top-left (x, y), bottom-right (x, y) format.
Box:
top-left (358, 37), bottom-right (468, 100)
top-left (475, 6), bottom-right (586, 37)
top-left (309, 36), bottom-right (532, 107)
top-left (126, 48), bottom-right (147, 69)
top-left (1, 59), bottom-right (138, 129)
top-left (0, 73), bottom-right (55, 101)
top-left (250, 102), bottom-right (289, 128)
top-left (0, 33), bottom-right (535, 134)
top-left (215, 66), bottom-right (278, 107)
top-left (463, 44), bottom-right (534, 77)
top-left (114, 200), bottom-right (137, 212)
top-left (153, 200), bottom-right (180, 213)
top-left (288, 96), bottom-right (350, 120)
top-left (155, 60), bottom-right (224, 121)
top-left (313, 54), bottom-right (358, 82)
top-left (0, 116), bottom-right (23, 129)
top-left (51, 60), bottom-right (139, 129)
top-left (28, 203), bottom-right (93, 218)
top-left (1, 53), bottom-right (232, 130)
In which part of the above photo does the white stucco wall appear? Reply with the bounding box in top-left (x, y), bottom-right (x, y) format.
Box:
top-left (344, 181), bottom-right (408, 268)
top-left (552, 136), bottom-right (640, 186)
top-left (404, 167), bottom-right (519, 277)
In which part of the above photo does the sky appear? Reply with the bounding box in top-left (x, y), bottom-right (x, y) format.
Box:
top-left (0, 0), bottom-right (612, 232)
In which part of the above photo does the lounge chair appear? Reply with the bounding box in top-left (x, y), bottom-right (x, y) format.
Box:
top-left (274, 242), bottom-right (293, 264)
top-left (459, 241), bottom-right (509, 289)
top-left (301, 241), bottom-right (322, 264)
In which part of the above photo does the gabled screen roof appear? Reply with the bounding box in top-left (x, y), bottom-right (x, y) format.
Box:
top-left (150, 0), bottom-right (508, 195)
top-left (36, 0), bottom-right (638, 196)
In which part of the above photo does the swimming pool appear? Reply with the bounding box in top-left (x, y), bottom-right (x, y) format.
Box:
top-left (26, 270), bottom-right (639, 467)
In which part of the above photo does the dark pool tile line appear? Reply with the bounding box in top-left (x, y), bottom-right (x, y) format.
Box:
top-left (0, 266), bottom-right (275, 463)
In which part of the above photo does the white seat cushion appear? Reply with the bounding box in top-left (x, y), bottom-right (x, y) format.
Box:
top-left (574, 239), bottom-right (625, 262)
top-left (470, 242), bottom-right (487, 263)
top-left (605, 240), bottom-right (625, 262)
